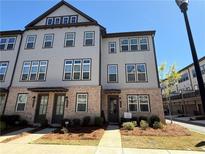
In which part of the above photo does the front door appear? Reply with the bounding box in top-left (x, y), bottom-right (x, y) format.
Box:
top-left (34, 94), bottom-right (49, 123)
top-left (108, 96), bottom-right (119, 123)
top-left (52, 94), bottom-right (65, 124)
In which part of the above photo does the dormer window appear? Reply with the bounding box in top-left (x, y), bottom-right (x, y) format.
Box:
top-left (62, 16), bottom-right (69, 24)
top-left (54, 17), bottom-right (61, 24)
top-left (46, 18), bottom-right (53, 25)
top-left (70, 16), bottom-right (77, 23)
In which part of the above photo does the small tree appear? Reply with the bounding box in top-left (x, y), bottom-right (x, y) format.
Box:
top-left (159, 63), bottom-right (181, 123)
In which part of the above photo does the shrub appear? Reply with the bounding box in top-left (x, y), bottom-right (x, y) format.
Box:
top-left (61, 119), bottom-right (72, 128)
top-left (140, 120), bottom-right (149, 130)
top-left (122, 122), bottom-right (135, 130)
top-left (153, 121), bottom-right (163, 129)
top-left (72, 118), bottom-right (81, 126)
top-left (40, 119), bottom-right (48, 128)
top-left (19, 120), bottom-right (28, 126)
top-left (131, 121), bottom-right (137, 127)
top-left (0, 121), bottom-right (6, 131)
top-left (0, 115), bottom-right (20, 126)
top-left (149, 115), bottom-right (160, 127)
top-left (60, 127), bottom-right (68, 134)
top-left (94, 117), bottom-right (103, 127)
top-left (82, 116), bottom-right (91, 126)
top-left (121, 118), bottom-right (130, 124)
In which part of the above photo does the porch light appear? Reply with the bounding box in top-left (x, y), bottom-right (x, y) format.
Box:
top-left (32, 96), bottom-right (36, 108)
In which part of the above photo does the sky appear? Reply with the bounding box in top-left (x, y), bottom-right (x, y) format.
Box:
top-left (0, 0), bottom-right (205, 72)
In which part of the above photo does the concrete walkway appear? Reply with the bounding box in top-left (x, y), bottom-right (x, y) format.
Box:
top-left (0, 127), bottom-right (34, 142)
top-left (96, 125), bottom-right (122, 153)
top-left (8, 128), bottom-right (56, 144)
top-left (0, 143), bottom-right (204, 154)
top-left (166, 119), bottom-right (205, 134)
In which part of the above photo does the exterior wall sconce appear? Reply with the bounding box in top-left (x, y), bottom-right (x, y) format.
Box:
top-left (32, 96), bottom-right (36, 108)
top-left (65, 96), bottom-right (68, 108)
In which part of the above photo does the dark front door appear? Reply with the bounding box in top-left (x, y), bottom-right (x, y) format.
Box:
top-left (52, 94), bottom-right (65, 124)
top-left (34, 94), bottom-right (49, 123)
top-left (108, 96), bottom-right (119, 123)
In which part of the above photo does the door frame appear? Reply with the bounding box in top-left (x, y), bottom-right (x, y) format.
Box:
top-left (51, 93), bottom-right (66, 124)
top-left (107, 95), bottom-right (119, 123)
top-left (34, 93), bottom-right (49, 123)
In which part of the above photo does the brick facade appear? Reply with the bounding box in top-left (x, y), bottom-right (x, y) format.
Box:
top-left (102, 88), bottom-right (164, 122)
top-left (4, 86), bottom-right (101, 125)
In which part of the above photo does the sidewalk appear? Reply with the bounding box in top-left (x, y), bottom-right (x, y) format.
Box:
top-left (8, 128), bottom-right (56, 144)
top-left (0, 127), bottom-right (34, 142)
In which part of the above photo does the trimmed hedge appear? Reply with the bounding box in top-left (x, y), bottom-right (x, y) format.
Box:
top-left (122, 122), bottom-right (135, 130)
top-left (149, 115), bottom-right (160, 127)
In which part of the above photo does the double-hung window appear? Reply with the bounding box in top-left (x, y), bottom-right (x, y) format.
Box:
top-left (128, 95), bottom-right (138, 112)
top-left (73, 60), bottom-right (81, 80)
top-left (126, 64), bottom-right (136, 82)
top-left (84, 31), bottom-right (94, 46)
top-left (130, 38), bottom-right (138, 51)
top-left (43, 34), bottom-right (54, 48)
top-left (82, 59), bottom-right (91, 80)
top-left (54, 17), bottom-right (61, 24)
top-left (64, 60), bottom-right (73, 80)
top-left (139, 37), bottom-right (148, 50)
top-left (137, 64), bottom-right (147, 81)
top-left (21, 60), bottom-right (47, 81)
top-left (128, 95), bottom-right (150, 112)
top-left (64, 32), bottom-right (75, 47)
top-left (30, 61), bottom-right (39, 80)
top-left (16, 94), bottom-right (27, 112)
top-left (25, 35), bottom-right (36, 49)
top-left (0, 37), bottom-right (16, 50)
top-left (108, 42), bottom-right (116, 53)
top-left (126, 64), bottom-right (147, 82)
top-left (62, 16), bottom-right (69, 24)
top-left (0, 62), bottom-right (9, 81)
top-left (46, 18), bottom-right (53, 25)
top-left (139, 95), bottom-right (150, 112)
top-left (108, 64), bottom-right (118, 82)
top-left (120, 39), bottom-right (129, 52)
top-left (76, 94), bottom-right (88, 112)
top-left (70, 16), bottom-right (77, 23)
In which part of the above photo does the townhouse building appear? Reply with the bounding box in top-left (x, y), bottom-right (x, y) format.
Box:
top-left (162, 56), bottom-right (205, 115)
top-left (0, 0), bottom-right (164, 125)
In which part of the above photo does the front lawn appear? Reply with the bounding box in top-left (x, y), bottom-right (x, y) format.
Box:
top-left (121, 124), bottom-right (205, 151)
top-left (31, 127), bottom-right (105, 146)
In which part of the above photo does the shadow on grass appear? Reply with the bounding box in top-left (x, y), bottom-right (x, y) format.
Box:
top-left (195, 141), bottom-right (205, 147)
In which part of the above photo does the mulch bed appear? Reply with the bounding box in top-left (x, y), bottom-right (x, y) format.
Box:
top-left (121, 124), bottom-right (191, 136)
top-left (41, 127), bottom-right (105, 140)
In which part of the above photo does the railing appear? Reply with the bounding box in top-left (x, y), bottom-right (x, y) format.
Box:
top-left (162, 90), bottom-right (200, 101)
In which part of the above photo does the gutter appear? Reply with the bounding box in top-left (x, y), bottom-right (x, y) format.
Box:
top-left (2, 34), bottom-right (23, 115)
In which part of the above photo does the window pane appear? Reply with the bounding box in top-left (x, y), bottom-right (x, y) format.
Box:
top-left (83, 72), bottom-right (89, 80)
top-left (26, 43), bottom-right (34, 49)
top-left (8, 38), bottom-right (15, 43)
top-left (85, 39), bottom-right (93, 46)
top-left (138, 73), bottom-right (146, 81)
top-left (65, 73), bottom-right (72, 80)
top-left (7, 44), bottom-right (14, 50)
top-left (140, 104), bottom-right (149, 112)
top-left (137, 64), bottom-right (145, 72)
top-left (0, 38), bottom-right (7, 43)
top-left (0, 44), bottom-right (5, 50)
top-left (65, 40), bottom-right (74, 47)
top-left (109, 65), bottom-right (117, 74)
top-left (127, 65), bottom-right (135, 73)
top-left (74, 72), bottom-right (80, 80)
top-left (109, 74), bottom-right (116, 82)
top-left (129, 104), bottom-right (138, 112)
top-left (128, 74), bottom-right (135, 82)
top-left (77, 104), bottom-right (86, 111)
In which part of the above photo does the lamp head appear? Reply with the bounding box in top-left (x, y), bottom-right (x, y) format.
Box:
top-left (176, 0), bottom-right (189, 12)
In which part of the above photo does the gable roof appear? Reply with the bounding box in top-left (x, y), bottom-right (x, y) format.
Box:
top-left (25, 0), bottom-right (98, 28)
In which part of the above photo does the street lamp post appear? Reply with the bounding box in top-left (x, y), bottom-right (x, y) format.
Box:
top-left (175, 0), bottom-right (205, 114)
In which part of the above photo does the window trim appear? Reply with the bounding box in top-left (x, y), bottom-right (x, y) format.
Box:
top-left (82, 59), bottom-right (91, 80)
top-left (127, 94), bottom-right (150, 113)
top-left (125, 63), bottom-right (148, 83)
top-left (107, 64), bottom-right (118, 83)
top-left (20, 60), bottom-right (48, 82)
top-left (62, 16), bottom-right (70, 24)
top-left (0, 61), bottom-right (9, 82)
top-left (83, 31), bottom-right (95, 46)
top-left (42, 33), bottom-right (54, 48)
top-left (70, 15), bottom-right (78, 23)
top-left (0, 37), bottom-right (16, 51)
top-left (46, 17), bottom-right (54, 25)
top-left (63, 58), bottom-right (92, 81)
top-left (54, 17), bottom-right (61, 25)
top-left (25, 35), bottom-right (37, 49)
top-left (108, 42), bottom-right (117, 54)
top-left (76, 93), bottom-right (88, 112)
top-left (15, 93), bottom-right (28, 112)
top-left (64, 32), bottom-right (75, 47)
top-left (63, 59), bottom-right (73, 81)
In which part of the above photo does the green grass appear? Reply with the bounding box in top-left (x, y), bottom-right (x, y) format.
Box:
top-left (121, 132), bottom-right (205, 151)
top-left (31, 138), bottom-right (100, 146)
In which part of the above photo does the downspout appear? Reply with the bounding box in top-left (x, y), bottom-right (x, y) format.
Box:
top-left (2, 33), bottom-right (23, 115)
top-left (152, 35), bottom-right (160, 88)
